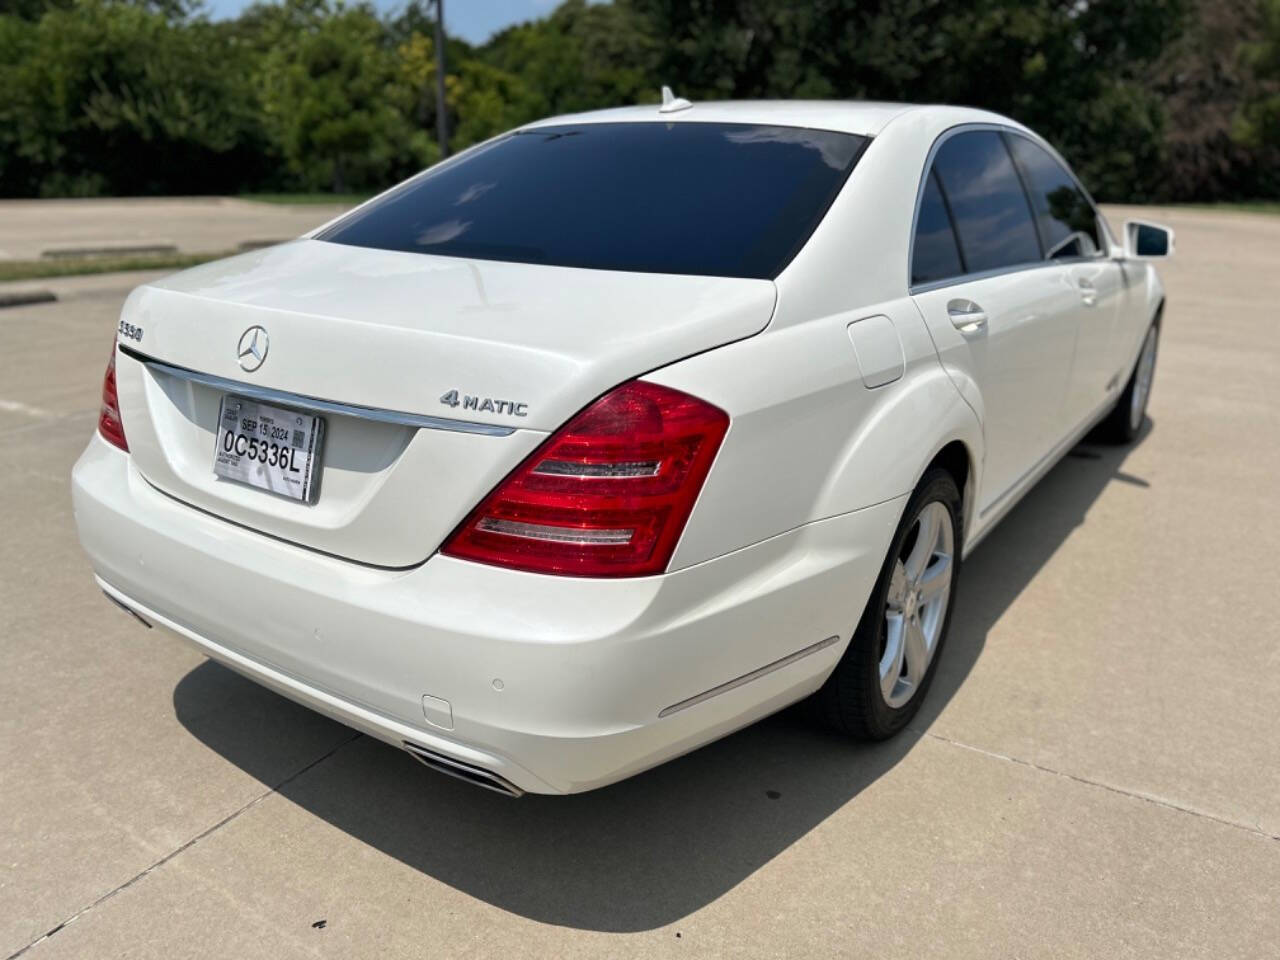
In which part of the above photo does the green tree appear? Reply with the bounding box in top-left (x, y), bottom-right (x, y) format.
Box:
top-left (254, 0), bottom-right (420, 191)
top-left (0, 0), bottom-right (71, 20)
top-left (1148, 0), bottom-right (1276, 200)
top-left (446, 60), bottom-right (529, 148)
top-left (0, 0), bottom-right (268, 196)
top-left (622, 0), bottom-right (1186, 200)
top-left (1235, 0), bottom-right (1280, 163)
top-left (482, 0), bottom-right (657, 117)
top-left (0, 0), bottom-right (1273, 202)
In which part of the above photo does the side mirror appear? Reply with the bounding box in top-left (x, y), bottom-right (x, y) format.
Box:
top-left (1122, 219), bottom-right (1174, 259)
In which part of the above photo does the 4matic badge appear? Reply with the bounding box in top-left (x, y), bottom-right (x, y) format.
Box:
top-left (439, 390), bottom-right (528, 417)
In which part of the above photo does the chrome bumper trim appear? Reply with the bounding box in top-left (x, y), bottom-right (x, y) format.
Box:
top-left (658, 634), bottom-right (841, 718)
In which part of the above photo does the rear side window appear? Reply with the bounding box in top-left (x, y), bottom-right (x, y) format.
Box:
top-left (911, 169), bottom-right (965, 285)
top-left (318, 122), bottom-right (868, 280)
top-left (930, 131), bottom-right (1041, 275)
top-left (1005, 134), bottom-right (1101, 259)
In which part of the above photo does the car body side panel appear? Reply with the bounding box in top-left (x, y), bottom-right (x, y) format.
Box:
top-left (1115, 261), bottom-right (1165, 369)
top-left (1062, 259), bottom-right (1126, 430)
top-left (911, 267), bottom-right (1080, 517)
top-left (767, 106), bottom-right (1030, 333)
top-left (645, 109), bottom-right (1017, 570)
top-left (649, 295), bottom-right (982, 571)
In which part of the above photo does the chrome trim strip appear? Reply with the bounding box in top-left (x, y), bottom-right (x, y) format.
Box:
top-left (977, 389), bottom-right (1115, 521)
top-left (120, 345), bottom-right (516, 437)
top-left (475, 516), bottom-right (635, 545)
top-left (658, 634), bottom-right (842, 719)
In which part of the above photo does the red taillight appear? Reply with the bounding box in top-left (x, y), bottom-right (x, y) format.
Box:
top-left (442, 381), bottom-right (729, 577)
top-left (98, 343), bottom-right (129, 451)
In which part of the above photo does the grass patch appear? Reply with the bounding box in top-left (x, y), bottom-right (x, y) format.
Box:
top-left (238, 192), bottom-right (371, 206)
top-left (1172, 201), bottom-right (1280, 215)
top-left (0, 250), bottom-right (234, 283)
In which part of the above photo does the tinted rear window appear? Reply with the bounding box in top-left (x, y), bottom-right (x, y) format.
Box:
top-left (318, 122), bottom-right (868, 279)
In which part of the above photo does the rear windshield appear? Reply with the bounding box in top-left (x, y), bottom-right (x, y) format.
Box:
top-left (317, 122), bottom-right (868, 279)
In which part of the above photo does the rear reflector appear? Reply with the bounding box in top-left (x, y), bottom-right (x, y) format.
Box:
top-left (442, 380), bottom-right (729, 577)
top-left (98, 343), bottom-right (129, 452)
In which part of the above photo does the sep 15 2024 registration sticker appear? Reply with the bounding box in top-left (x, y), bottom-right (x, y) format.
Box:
top-left (213, 396), bottom-right (324, 503)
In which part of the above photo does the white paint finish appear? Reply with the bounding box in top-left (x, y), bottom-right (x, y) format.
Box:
top-left (71, 100), bottom-right (1169, 791)
top-left (846, 314), bottom-right (906, 388)
top-left (521, 99), bottom-right (919, 137)
top-left (651, 295), bottom-right (981, 570)
top-left (769, 105), bottom-right (1030, 331)
top-left (1062, 259), bottom-right (1127, 429)
top-left (912, 267), bottom-right (1081, 515)
top-left (114, 243), bottom-right (774, 563)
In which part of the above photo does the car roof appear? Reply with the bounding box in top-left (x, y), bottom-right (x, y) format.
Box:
top-left (520, 100), bottom-right (1012, 138)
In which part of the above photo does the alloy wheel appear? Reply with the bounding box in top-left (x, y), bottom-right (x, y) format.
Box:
top-left (880, 501), bottom-right (954, 708)
top-left (1130, 326), bottom-right (1158, 432)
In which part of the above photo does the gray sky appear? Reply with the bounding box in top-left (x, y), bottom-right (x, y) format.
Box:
top-left (200, 0), bottom-right (563, 44)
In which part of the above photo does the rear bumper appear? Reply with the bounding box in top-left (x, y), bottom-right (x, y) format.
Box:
top-left (72, 434), bottom-right (903, 794)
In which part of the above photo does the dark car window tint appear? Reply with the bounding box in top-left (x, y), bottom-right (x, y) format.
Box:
top-left (1006, 135), bottom-right (1101, 259)
top-left (931, 131), bottom-right (1041, 274)
top-left (317, 122), bottom-right (868, 280)
top-left (912, 169), bottom-right (965, 285)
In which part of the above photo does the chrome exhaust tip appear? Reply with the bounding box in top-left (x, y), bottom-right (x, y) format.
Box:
top-left (403, 742), bottom-right (523, 798)
top-left (103, 589), bottom-right (152, 629)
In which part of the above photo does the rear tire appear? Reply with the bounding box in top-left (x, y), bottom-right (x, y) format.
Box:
top-left (1097, 322), bottom-right (1159, 444)
top-left (808, 468), bottom-right (962, 740)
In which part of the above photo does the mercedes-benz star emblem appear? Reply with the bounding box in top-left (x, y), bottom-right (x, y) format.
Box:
top-left (236, 326), bottom-right (269, 372)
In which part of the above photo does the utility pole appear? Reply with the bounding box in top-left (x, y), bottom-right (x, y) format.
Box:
top-left (434, 0), bottom-right (448, 159)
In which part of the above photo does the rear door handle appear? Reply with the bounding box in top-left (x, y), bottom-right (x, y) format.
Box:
top-left (1077, 277), bottom-right (1098, 307)
top-left (947, 298), bottom-right (987, 333)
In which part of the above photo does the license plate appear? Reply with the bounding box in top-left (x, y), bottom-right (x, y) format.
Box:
top-left (214, 396), bottom-right (324, 503)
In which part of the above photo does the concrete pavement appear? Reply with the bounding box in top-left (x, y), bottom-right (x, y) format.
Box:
top-left (0, 197), bottom-right (353, 261)
top-left (1, 206), bottom-right (1278, 958)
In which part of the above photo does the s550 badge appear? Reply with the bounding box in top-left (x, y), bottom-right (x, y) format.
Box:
top-left (440, 390), bottom-right (528, 417)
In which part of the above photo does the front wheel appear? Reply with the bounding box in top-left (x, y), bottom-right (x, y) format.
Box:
top-left (1098, 322), bottom-right (1159, 444)
top-left (807, 468), bottom-right (962, 740)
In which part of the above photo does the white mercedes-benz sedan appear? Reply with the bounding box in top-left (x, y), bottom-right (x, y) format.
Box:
top-left (72, 100), bottom-right (1171, 795)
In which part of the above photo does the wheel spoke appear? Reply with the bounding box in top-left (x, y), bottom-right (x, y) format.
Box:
top-left (885, 561), bottom-right (908, 613)
top-left (880, 613), bottom-right (906, 701)
top-left (904, 507), bottom-right (938, 583)
top-left (903, 615), bottom-right (930, 683)
top-left (917, 554), bottom-right (952, 603)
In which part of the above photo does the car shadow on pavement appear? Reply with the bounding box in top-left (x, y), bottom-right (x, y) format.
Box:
top-left (174, 422), bottom-right (1151, 932)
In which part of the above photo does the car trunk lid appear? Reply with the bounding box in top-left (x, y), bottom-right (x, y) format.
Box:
top-left (112, 239), bottom-right (775, 567)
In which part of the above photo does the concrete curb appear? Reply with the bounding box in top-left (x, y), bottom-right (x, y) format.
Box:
top-left (0, 289), bottom-right (57, 309)
top-left (40, 243), bottom-right (178, 260)
top-left (237, 239), bottom-right (289, 251)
